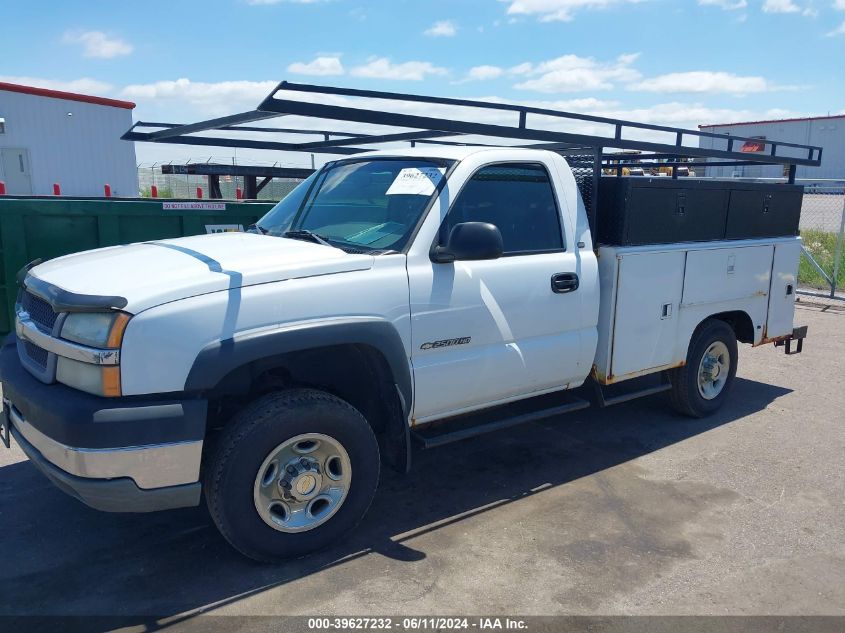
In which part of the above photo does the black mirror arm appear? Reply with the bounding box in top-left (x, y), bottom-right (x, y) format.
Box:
top-left (430, 245), bottom-right (456, 264)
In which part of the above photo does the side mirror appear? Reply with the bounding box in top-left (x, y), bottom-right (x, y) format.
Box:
top-left (431, 222), bottom-right (504, 263)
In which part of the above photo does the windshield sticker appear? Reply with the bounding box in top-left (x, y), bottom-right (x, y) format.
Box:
top-left (346, 222), bottom-right (406, 245)
top-left (385, 167), bottom-right (445, 196)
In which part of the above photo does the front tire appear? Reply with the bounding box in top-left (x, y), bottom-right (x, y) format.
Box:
top-left (669, 319), bottom-right (738, 418)
top-left (205, 388), bottom-right (380, 562)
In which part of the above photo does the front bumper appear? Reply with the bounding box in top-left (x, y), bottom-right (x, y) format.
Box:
top-left (11, 424), bottom-right (201, 512)
top-left (1, 335), bottom-right (207, 512)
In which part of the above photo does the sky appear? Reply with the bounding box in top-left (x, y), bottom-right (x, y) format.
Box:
top-left (1, 0), bottom-right (844, 166)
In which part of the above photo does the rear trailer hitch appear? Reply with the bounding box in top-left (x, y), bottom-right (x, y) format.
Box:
top-left (774, 326), bottom-right (808, 355)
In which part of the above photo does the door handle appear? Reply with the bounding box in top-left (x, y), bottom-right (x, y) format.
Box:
top-left (551, 272), bottom-right (579, 294)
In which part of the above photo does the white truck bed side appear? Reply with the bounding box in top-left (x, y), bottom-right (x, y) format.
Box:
top-left (593, 236), bottom-right (801, 384)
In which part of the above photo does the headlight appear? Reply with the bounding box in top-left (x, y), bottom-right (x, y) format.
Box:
top-left (61, 312), bottom-right (130, 348)
top-left (57, 312), bottom-right (130, 397)
top-left (56, 357), bottom-right (122, 397)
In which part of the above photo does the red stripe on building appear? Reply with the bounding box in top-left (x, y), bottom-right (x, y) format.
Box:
top-left (699, 114), bottom-right (845, 129)
top-left (0, 82), bottom-right (135, 110)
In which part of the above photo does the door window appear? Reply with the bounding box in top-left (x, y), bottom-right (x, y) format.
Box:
top-left (443, 163), bottom-right (564, 255)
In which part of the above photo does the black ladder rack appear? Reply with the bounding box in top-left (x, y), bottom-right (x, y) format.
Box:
top-left (122, 80), bottom-right (823, 236)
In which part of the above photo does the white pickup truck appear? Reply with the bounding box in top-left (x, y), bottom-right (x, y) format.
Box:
top-left (1, 145), bottom-right (808, 561)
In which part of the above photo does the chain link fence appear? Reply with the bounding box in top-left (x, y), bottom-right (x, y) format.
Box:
top-left (798, 182), bottom-right (845, 296)
top-left (137, 160), bottom-right (307, 202)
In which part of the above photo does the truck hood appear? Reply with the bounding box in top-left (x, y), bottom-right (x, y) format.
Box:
top-left (27, 232), bottom-right (375, 313)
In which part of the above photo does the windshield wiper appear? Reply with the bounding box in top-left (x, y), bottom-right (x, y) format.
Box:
top-left (283, 229), bottom-right (333, 248)
top-left (247, 223), bottom-right (268, 235)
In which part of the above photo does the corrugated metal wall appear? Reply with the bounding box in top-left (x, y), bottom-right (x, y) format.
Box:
top-left (0, 90), bottom-right (138, 196)
top-left (699, 117), bottom-right (845, 181)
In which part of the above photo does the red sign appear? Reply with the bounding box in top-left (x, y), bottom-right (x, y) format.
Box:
top-left (741, 139), bottom-right (766, 153)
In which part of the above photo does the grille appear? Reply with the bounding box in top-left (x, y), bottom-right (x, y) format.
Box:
top-left (21, 291), bottom-right (58, 331)
top-left (24, 340), bottom-right (48, 369)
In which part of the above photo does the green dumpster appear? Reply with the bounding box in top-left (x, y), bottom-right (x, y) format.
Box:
top-left (0, 196), bottom-right (275, 335)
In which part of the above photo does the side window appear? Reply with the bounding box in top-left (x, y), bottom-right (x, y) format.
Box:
top-left (445, 163), bottom-right (564, 255)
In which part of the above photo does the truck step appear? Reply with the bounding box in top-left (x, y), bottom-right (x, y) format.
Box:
top-left (592, 381), bottom-right (672, 408)
top-left (411, 393), bottom-right (591, 449)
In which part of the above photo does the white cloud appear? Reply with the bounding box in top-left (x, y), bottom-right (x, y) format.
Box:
top-left (502, 0), bottom-right (648, 22)
top-left (350, 58), bottom-right (448, 81)
top-left (630, 71), bottom-right (775, 94)
top-left (827, 20), bottom-right (845, 34)
top-left (603, 102), bottom-right (798, 130)
top-left (512, 53), bottom-right (641, 92)
top-left (508, 62), bottom-right (534, 75)
top-left (62, 30), bottom-right (133, 59)
top-left (287, 56), bottom-right (344, 76)
top-left (455, 65), bottom-right (505, 83)
top-left (0, 75), bottom-right (114, 95)
top-left (120, 78), bottom-right (278, 117)
top-left (698, 0), bottom-right (747, 9)
top-left (762, 0), bottom-right (800, 12)
top-left (835, 0), bottom-right (845, 9)
top-left (760, 0), bottom-right (817, 13)
top-left (424, 20), bottom-right (457, 36)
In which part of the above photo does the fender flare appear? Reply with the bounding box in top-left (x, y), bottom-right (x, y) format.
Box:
top-left (184, 318), bottom-right (412, 467)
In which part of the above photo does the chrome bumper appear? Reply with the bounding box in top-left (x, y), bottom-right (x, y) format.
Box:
top-left (10, 419), bottom-right (201, 513)
top-left (8, 402), bottom-right (202, 490)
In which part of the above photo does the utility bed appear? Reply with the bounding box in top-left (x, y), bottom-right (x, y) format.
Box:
top-left (593, 236), bottom-right (801, 385)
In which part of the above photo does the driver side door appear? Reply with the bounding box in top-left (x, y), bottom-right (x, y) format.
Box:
top-left (408, 162), bottom-right (584, 423)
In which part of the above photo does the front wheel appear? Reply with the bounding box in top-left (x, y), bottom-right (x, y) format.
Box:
top-left (668, 319), bottom-right (738, 418)
top-left (205, 388), bottom-right (380, 562)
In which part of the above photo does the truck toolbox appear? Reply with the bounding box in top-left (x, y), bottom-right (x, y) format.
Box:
top-left (597, 178), bottom-right (803, 246)
top-left (725, 185), bottom-right (803, 239)
top-left (597, 178), bottom-right (729, 246)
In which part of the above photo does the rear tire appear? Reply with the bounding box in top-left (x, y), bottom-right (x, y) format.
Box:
top-left (205, 388), bottom-right (380, 562)
top-left (669, 319), bottom-right (738, 418)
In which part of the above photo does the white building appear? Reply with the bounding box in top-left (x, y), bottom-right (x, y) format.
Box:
top-left (698, 114), bottom-right (845, 182)
top-left (0, 82), bottom-right (138, 196)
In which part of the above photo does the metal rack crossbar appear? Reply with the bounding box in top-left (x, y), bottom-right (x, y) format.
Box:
top-left (123, 80), bottom-right (824, 232)
top-left (123, 80), bottom-right (823, 168)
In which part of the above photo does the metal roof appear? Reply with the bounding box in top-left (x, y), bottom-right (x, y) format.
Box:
top-left (699, 114), bottom-right (845, 129)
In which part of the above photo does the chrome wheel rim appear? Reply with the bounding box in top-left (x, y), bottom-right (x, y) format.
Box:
top-left (698, 341), bottom-right (730, 400)
top-left (253, 433), bottom-right (351, 533)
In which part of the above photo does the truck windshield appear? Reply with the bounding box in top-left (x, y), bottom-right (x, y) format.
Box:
top-left (256, 158), bottom-right (451, 252)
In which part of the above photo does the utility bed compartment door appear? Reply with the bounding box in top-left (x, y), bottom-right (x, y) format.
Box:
top-left (611, 251), bottom-right (685, 378)
top-left (766, 240), bottom-right (801, 339)
top-left (682, 245), bottom-right (773, 307)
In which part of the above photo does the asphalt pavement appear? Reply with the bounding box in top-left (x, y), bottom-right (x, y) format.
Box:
top-left (0, 302), bottom-right (842, 623)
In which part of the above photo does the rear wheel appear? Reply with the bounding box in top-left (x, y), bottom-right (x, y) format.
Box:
top-left (205, 388), bottom-right (380, 562)
top-left (669, 319), bottom-right (738, 418)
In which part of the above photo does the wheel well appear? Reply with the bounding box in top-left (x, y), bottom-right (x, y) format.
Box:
top-left (205, 343), bottom-right (400, 434)
top-left (707, 310), bottom-right (755, 344)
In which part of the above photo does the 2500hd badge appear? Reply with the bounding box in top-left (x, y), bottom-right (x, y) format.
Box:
top-left (420, 337), bottom-right (472, 351)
